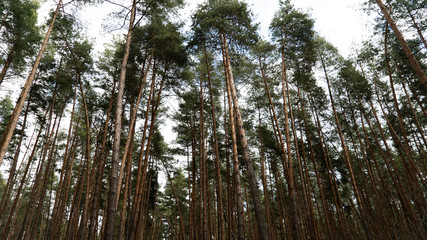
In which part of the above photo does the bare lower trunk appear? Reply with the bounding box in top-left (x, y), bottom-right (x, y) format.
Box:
top-left (280, 48), bottom-right (300, 240)
top-left (203, 44), bottom-right (225, 240)
top-left (320, 54), bottom-right (371, 238)
top-left (220, 32), bottom-right (269, 240)
top-left (105, 0), bottom-right (137, 238)
top-left (117, 51), bottom-right (153, 201)
top-left (0, 93), bottom-right (30, 217)
top-left (225, 67), bottom-right (245, 240)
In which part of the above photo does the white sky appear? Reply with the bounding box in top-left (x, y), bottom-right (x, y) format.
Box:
top-left (32, 0), bottom-right (375, 148)
top-left (37, 0), bottom-right (373, 58)
top-left (250, 0), bottom-right (372, 57)
top-left (0, 0), bottom-right (375, 181)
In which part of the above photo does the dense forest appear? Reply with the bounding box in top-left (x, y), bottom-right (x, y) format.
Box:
top-left (0, 0), bottom-right (426, 239)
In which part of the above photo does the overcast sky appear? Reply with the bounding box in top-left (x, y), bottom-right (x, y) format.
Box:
top-left (35, 0), bottom-right (375, 147)
top-left (38, 0), bottom-right (374, 58)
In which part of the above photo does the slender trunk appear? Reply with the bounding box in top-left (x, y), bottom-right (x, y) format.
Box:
top-left (0, 43), bottom-right (17, 86)
top-left (221, 32), bottom-right (270, 240)
top-left (361, 98), bottom-right (420, 235)
top-left (49, 86), bottom-right (78, 240)
top-left (225, 69), bottom-right (245, 240)
top-left (21, 91), bottom-right (60, 239)
top-left (160, 160), bottom-right (186, 240)
top-left (257, 111), bottom-right (274, 240)
top-left (298, 89), bottom-right (335, 240)
top-left (190, 119), bottom-right (198, 240)
top-left (127, 64), bottom-right (156, 239)
top-left (404, 4), bottom-right (427, 50)
top-left (76, 70), bottom-right (92, 240)
top-left (289, 85), bottom-right (318, 240)
top-left (0, 107), bottom-right (48, 238)
top-left (118, 122), bottom-right (134, 240)
top-left (64, 157), bottom-right (85, 240)
top-left (320, 54), bottom-right (372, 238)
top-left (309, 94), bottom-right (348, 238)
top-left (0, 92), bottom-right (30, 216)
top-left (396, 65), bottom-right (427, 147)
top-left (87, 82), bottom-right (116, 240)
top-left (29, 105), bottom-right (65, 240)
top-left (0, 0), bottom-right (62, 164)
top-left (375, 0), bottom-right (427, 90)
top-left (105, 0), bottom-right (137, 238)
top-left (203, 43), bottom-right (225, 240)
top-left (199, 65), bottom-right (208, 240)
top-left (358, 107), bottom-right (419, 238)
top-left (224, 90), bottom-right (233, 240)
top-left (384, 28), bottom-right (427, 229)
top-left (280, 47), bottom-right (300, 240)
top-left (117, 51), bottom-right (154, 200)
top-left (133, 75), bottom-right (165, 240)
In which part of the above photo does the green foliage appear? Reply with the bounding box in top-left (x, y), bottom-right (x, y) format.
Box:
top-left (0, 94), bottom-right (18, 162)
top-left (191, 0), bottom-right (258, 49)
top-left (0, 0), bottom-right (41, 75)
top-left (338, 60), bottom-right (372, 102)
top-left (270, 0), bottom-right (317, 93)
top-left (158, 167), bottom-right (189, 239)
top-left (0, 94), bottom-right (13, 134)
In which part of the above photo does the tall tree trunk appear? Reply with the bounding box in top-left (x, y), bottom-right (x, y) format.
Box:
top-left (199, 65), bottom-right (209, 240)
top-left (105, 0), bottom-right (137, 238)
top-left (0, 43), bottom-right (17, 86)
top-left (288, 84), bottom-right (318, 240)
top-left (375, 0), bottom-right (427, 90)
top-left (384, 28), bottom-right (427, 230)
top-left (49, 86), bottom-right (78, 240)
top-left (0, 0), bottom-right (62, 165)
top-left (403, 3), bottom-right (427, 50)
top-left (257, 111), bottom-right (275, 240)
top-left (220, 32), bottom-right (270, 240)
top-left (127, 65), bottom-right (157, 239)
top-left (309, 94), bottom-right (348, 238)
top-left (132, 75), bottom-right (165, 240)
top-left (298, 89), bottom-right (335, 240)
top-left (395, 64), bottom-right (427, 147)
top-left (76, 70), bottom-right (92, 240)
top-left (224, 65), bottom-right (245, 240)
top-left (27, 106), bottom-right (64, 240)
top-left (0, 92), bottom-right (30, 216)
top-left (320, 54), bottom-right (372, 238)
top-left (0, 108), bottom-right (48, 238)
top-left (160, 159), bottom-right (186, 240)
top-left (280, 46), bottom-right (300, 240)
top-left (203, 43), bottom-right (225, 240)
top-left (88, 82), bottom-right (116, 240)
top-left (117, 51), bottom-right (153, 201)
top-left (20, 88), bottom-right (60, 239)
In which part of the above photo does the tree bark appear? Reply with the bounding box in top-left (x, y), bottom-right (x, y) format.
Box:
top-left (280, 46), bottom-right (300, 240)
top-left (220, 32), bottom-right (270, 240)
top-left (224, 63), bottom-right (245, 240)
top-left (320, 54), bottom-right (372, 238)
top-left (117, 51), bottom-right (153, 202)
top-left (375, 0), bottom-right (427, 90)
top-left (105, 0), bottom-right (137, 238)
top-left (0, 92), bottom-right (29, 217)
top-left (0, 0), bottom-right (62, 165)
top-left (203, 43), bottom-right (225, 240)
top-left (0, 43), bottom-right (16, 86)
